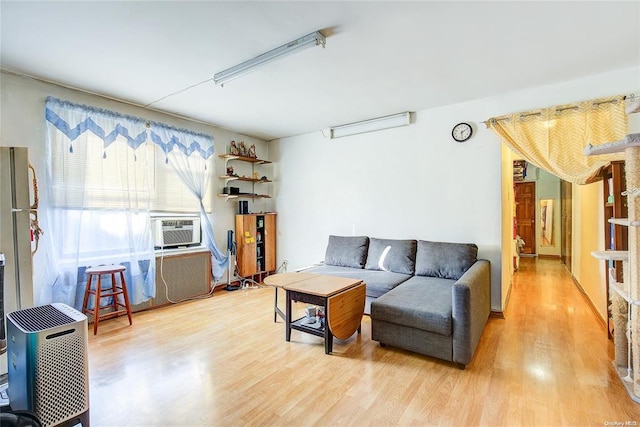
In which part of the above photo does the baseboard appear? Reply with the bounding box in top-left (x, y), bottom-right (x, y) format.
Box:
top-left (571, 274), bottom-right (607, 332)
top-left (537, 254), bottom-right (561, 260)
top-left (493, 276), bottom-right (513, 319)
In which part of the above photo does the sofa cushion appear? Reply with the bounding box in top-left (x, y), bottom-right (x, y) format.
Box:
top-left (415, 240), bottom-right (478, 280)
top-left (324, 235), bottom-right (369, 268)
top-left (370, 275), bottom-right (455, 336)
top-left (304, 265), bottom-right (411, 298)
top-left (364, 238), bottom-right (416, 275)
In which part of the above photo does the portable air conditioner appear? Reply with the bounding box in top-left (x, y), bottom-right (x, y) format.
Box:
top-left (6, 303), bottom-right (90, 427)
top-left (152, 216), bottom-right (201, 248)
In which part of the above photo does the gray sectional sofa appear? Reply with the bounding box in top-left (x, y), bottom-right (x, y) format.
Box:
top-left (304, 235), bottom-right (491, 369)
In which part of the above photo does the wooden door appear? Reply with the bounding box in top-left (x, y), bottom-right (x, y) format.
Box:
top-left (514, 181), bottom-right (536, 254)
top-left (235, 214), bottom-right (256, 277)
top-left (264, 214), bottom-right (277, 272)
top-left (560, 180), bottom-right (572, 270)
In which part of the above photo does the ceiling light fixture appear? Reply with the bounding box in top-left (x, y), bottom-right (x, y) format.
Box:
top-left (214, 31), bottom-right (326, 86)
top-left (329, 112), bottom-right (412, 139)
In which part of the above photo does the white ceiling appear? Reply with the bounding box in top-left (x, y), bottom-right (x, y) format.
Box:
top-left (1, 1), bottom-right (639, 141)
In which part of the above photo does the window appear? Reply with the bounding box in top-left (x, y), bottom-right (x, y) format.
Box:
top-left (44, 97), bottom-right (224, 310)
top-left (51, 131), bottom-right (212, 213)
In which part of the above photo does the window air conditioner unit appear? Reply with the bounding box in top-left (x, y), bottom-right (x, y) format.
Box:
top-left (152, 217), bottom-right (201, 248)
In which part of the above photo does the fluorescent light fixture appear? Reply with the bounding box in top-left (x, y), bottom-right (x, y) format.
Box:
top-left (329, 112), bottom-right (412, 139)
top-left (214, 31), bottom-right (326, 86)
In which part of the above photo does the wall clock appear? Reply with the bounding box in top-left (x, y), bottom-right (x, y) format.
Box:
top-left (452, 122), bottom-right (473, 142)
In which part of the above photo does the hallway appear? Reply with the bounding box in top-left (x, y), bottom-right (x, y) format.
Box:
top-left (489, 256), bottom-right (639, 423)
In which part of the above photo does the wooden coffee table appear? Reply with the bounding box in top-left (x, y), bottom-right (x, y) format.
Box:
top-left (264, 273), bottom-right (366, 354)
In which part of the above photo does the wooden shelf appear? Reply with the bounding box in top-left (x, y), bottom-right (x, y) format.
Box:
top-left (217, 194), bottom-right (271, 201)
top-left (219, 152), bottom-right (273, 203)
top-left (219, 154), bottom-right (271, 164)
top-left (219, 175), bottom-right (272, 183)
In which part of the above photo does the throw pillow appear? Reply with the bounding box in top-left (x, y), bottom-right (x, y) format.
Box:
top-left (324, 235), bottom-right (369, 268)
top-left (415, 240), bottom-right (478, 280)
top-left (364, 238), bottom-right (416, 274)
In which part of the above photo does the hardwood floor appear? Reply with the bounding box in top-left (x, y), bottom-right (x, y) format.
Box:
top-left (87, 258), bottom-right (640, 426)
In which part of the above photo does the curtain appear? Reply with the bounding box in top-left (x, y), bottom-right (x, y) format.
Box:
top-left (42, 97), bottom-right (227, 310)
top-left (485, 95), bottom-right (628, 185)
top-left (149, 122), bottom-right (228, 280)
top-left (44, 97), bottom-right (155, 309)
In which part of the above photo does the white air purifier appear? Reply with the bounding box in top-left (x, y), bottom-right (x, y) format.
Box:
top-left (6, 303), bottom-right (90, 427)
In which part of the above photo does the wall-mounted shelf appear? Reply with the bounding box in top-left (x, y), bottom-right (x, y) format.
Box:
top-left (219, 154), bottom-right (272, 164)
top-left (219, 175), bottom-right (272, 184)
top-left (217, 194), bottom-right (271, 202)
top-left (219, 152), bottom-right (272, 203)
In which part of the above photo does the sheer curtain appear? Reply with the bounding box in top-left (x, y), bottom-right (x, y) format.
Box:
top-left (149, 122), bottom-right (228, 280)
top-left (485, 95), bottom-right (628, 184)
top-left (43, 97), bottom-right (155, 310)
top-left (42, 97), bottom-right (228, 309)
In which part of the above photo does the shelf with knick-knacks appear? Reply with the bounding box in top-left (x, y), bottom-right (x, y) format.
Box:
top-left (218, 142), bottom-right (272, 201)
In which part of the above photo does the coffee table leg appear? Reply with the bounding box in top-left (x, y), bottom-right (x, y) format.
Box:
top-left (324, 327), bottom-right (333, 354)
top-left (274, 287), bottom-right (278, 323)
top-left (285, 290), bottom-right (292, 342)
top-left (324, 303), bottom-right (333, 354)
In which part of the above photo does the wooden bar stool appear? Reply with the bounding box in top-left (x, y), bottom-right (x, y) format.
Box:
top-left (82, 264), bottom-right (133, 335)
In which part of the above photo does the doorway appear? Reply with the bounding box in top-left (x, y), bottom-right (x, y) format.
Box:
top-left (514, 181), bottom-right (536, 255)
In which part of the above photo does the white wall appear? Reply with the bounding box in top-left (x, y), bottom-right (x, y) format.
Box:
top-left (500, 142), bottom-right (517, 310)
top-left (272, 66), bottom-right (640, 313)
top-left (572, 181), bottom-right (606, 321)
top-left (0, 71), bottom-right (272, 305)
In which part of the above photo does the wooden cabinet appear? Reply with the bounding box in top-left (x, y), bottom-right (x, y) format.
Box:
top-left (602, 160), bottom-right (627, 338)
top-left (235, 213), bottom-right (277, 278)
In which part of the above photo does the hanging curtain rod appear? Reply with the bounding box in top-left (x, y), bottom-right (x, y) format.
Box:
top-left (481, 93), bottom-right (636, 125)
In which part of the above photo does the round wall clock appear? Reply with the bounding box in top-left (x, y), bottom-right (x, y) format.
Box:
top-left (452, 122), bottom-right (473, 142)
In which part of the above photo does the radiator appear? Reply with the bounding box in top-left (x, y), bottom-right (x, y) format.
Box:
top-left (153, 248), bottom-right (212, 306)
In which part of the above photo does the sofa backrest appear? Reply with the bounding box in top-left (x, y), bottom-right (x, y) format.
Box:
top-left (415, 240), bottom-right (478, 280)
top-left (364, 238), bottom-right (416, 275)
top-left (323, 236), bottom-right (477, 279)
top-left (324, 235), bottom-right (369, 268)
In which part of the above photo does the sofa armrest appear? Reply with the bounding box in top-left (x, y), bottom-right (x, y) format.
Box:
top-left (451, 259), bottom-right (491, 366)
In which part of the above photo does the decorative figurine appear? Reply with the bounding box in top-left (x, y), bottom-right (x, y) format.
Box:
top-left (248, 144), bottom-right (257, 158)
top-left (230, 140), bottom-right (239, 155)
top-left (226, 165), bottom-right (234, 176)
top-left (239, 141), bottom-right (248, 156)
top-left (253, 171), bottom-right (259, 179)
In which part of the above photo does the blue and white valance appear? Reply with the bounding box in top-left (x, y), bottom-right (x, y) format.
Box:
top-left (44, 96), bottom-right (214, 159)
top-left (149, 121), bottom-right (215, 160)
